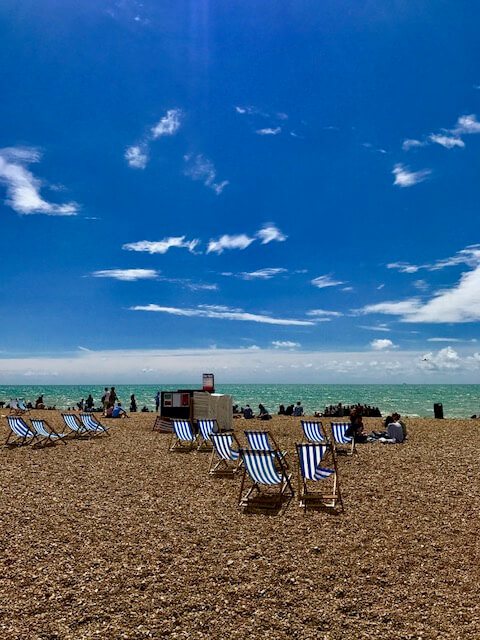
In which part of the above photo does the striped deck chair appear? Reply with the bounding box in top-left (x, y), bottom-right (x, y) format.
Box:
top-left (330, 422), bottom-right (355, 456)
top-left (238, 449), bottom-right (294, 510)
top-left (31, 419), bottom-right (68, 445)
top-left (170, 419), bottom-right (197, 451)
top-left (296, 443), bottom-right (343, 512)
top-left (301, 420), bottom-right (327, 444)
top-left (197, 419), bottom-right (217, 451)
top-left (5, 416), bottom-right (43, 447)
top-left (61, 413), bottom-right (89, 438)
top-left (8, 399), bottom-right (28, 415)
top-left (209, 431), bottom-right (241, 475)
top-left (244, 430), bottom-right (289, 468)
top-left (79, 413), bottom-right (110, 436)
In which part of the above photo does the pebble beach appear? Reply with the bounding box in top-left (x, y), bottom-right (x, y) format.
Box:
top-left (1, 411), bottom-right (479, 639)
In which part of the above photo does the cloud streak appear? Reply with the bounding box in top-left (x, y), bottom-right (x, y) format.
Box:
top-left (184, 154), bottom-right (228, 194)
top-left (125, 108), bottom-right (182, 169)
top-left (123, 236), bottom-right (199, 255)
top-left (393, 163), bottom-right (431, 187)
top-left (91, 269), bottom-right (159, 281)
top-left (311, 275), bottom-right (345, 289)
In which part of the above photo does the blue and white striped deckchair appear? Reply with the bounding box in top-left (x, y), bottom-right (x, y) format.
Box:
top-left (301, 420), bottom-right (327, 444)
top-left (170, 419), bottom-right (197, 451)
top-left (61, 413), bottom-right (89, 438)
top-left (197, 419), bottom-right (217, 451)
top-left (238, 449), bottom-right (293, 509)
top-left (5, 416), bottom-right (42, 447)
top-left (8, 399), bottom-right (28, 415)
top-left (79, 413), bottom-right (110, 436)
top-left (244, 430), bottom-right (289, 467)
top-left (209, 431), bottom-right (241, 475)
top-left (296, 443), bottom-right (343, 511)
top-left (330, 422), bottom-right (355, 456)
top-left (31, 419), bottom-right (68, 445)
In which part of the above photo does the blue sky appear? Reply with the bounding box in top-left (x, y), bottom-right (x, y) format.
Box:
top-left (0, 1), bottom-right (479, 383)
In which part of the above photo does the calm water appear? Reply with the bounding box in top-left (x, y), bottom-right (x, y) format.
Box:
top-left (0, 384), bottom-right (479, 418)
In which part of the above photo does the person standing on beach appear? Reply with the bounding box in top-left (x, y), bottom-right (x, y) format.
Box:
top-left (130, 394), bottom-right (137, 412)
top-left (107, 387), bottom-right (118, 412)
top-left (101, 387), bottom-right (109, 416)
top-left (155, 390), bottom-right (160, 413)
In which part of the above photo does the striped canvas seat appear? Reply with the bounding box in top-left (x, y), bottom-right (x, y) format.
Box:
top-left (296, 443), bottom-right (343, 511)
top-left (170, 419), bottom-right (197, 451)
top-left (197, 419), bottom-right (216, 450)
top-left (301, 420), bottom-right (326, 444)
top-left (31, 419), bottom-right (67, 445)
top-left (330, 422), bottom-right (355, 455)
top-left (209, 432), bottom-right (241, 475)
top-left (5, 416), bottom-right (41, 447)
top-left (62, 413), bottom-right (89, 437)
top-left (8, 399), bottom-right (28, 415)
top-left (79, 413), bottom-right (109, 435)
top-left (244, 430), bottom-right (289, 467)
top-left (238, 449), bottom-right (293, 509)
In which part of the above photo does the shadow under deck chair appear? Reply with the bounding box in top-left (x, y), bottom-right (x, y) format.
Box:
top-left (197, 419), bottom-right (217, 451)
top-left (244, 429), bottom-right (289, 468)
top-left (79, 413), bottom-right (110, 436)
top-left (330, 422), bottom-right (356, 456)
top-left (296, 443), bottom-right (343, 512)
top-left (238, 448), bottom-right (294, 511)
top-left (30, 418), bottom-right (67, 445)
top-left (209, 431), bottom-right (241, 476)
top-left (170, 419), bottom-right (197, 451)
top-left (5, 416), bottom-right (44, 447)
top-left (301, 420), bottom-right (327, 445)
top-left (61, 413), bottom-right (90, 438)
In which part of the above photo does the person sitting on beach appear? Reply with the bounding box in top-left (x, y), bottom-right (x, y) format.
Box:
top-left (112, 402), bottom-right (128, 418)
top-left (293, 401), bottom-right (304, 417)
top-left (257, 404), bottom-right (272, 420)
top-left (85, 394), bottom-right (94, 411)
top-left (346, 407), bottom-right (368, 443)
top-left (278, 404), bottom-right (286, 415)
top-left (35, 395), bottom-right (45, 409)
top-left (386, 412), bottom-right (407, 442)
top-left (243, 405), bottom-right (254, 419)
top-left (285, 404), bottom-right (294, 416)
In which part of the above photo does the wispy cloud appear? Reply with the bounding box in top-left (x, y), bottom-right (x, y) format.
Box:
top-left (452, 114), bottom-right (480, 135)
top-left (429, 134), bottom-right (464, 149)
top-left (130, 303), bottom-right (315, 326)
top-left (123, 236), bottom-right (199, 255)
top-left (256, 224), bottom-right (287, 244)
top-left (392, 163), bottom-right (431, 187)
top-left (358, 324), bottom-right (390, 332)
top-left (256, 127), bottom-right (281, 136)
top-left (370, 338), bottom-right (396, 351)
top-left (183, 154), bottom-right (228, 194)
top-left (272, 340), bottom-right (300, 349)
top-left (151, 109), bottom-right (182, 138)
top-left (402, 113), bottom-right (480, 152)
top-left (311, 275), bottom-right (345, 289)
top-left (427, 337), bottom-right (464, 343)
top-left (402, 139), bottom-right (424, 151)
top-left (91, 269), bottom-right (159, 281)
top-left (387, 245), bottom-right (480, 274)
top-left (228, 267), bottom-right (287, 280)
top-left (306, 309), bottom-right (343, 318)
top-left (387, 261), bottom-right (421, 274)
top-left (0, 147), bottom-right (79, 216)
top-left (207, 234), bottom-right (255, 254)
top-left (124, 145), bottom-right (148, 169)
top-left (125, 108), bottom-right (182, 170)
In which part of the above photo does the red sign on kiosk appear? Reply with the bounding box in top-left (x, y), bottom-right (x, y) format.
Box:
top-left (202, 373), bottom-right (215, 393)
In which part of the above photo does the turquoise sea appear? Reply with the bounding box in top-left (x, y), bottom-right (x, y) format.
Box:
top-left (0, 384), bottom-right (479, 418)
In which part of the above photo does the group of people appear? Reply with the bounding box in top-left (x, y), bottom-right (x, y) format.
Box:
top-left (321, 403), bottom-right (382, 418)
top-left (232, 401), bottom-right (305, 420)
top-left (345, 407), bottom-right (407, 444)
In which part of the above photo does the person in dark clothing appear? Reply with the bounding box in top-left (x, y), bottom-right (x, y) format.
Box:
top-left (346, 408), bottom-right (368, 443)
top-left (130, 394), bottom-right (137, 413)
top-left (85, 394), bottom-right (94, 411)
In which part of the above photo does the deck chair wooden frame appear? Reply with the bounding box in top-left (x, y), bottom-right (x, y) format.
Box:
top-left (330, 422), bottom-right (356, 456)
top-left (295, 443), bottom-right (343, 512)
top-left (197, 419), bottom-right (217, 451)
top-left (301, 420), bottom-right (328, 445)
top-left (30, 419), bottom-right (68, 446)
top-left (152, 416), bottom-right (173, 433)
top-left (238, 449), bottom-right (294, 510)
top-left (209, 431), bottom-right (242, 476)
top-left (5, 416), bottom-right (46, 448)
top-left (169, 419), bottom-right (198, 451)
top-left (244, 429), bottom-right (289, 468)
top-left (79, 413), bottom-right (110, 436)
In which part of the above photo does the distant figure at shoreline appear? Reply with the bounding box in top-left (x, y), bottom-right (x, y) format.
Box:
top-left (130, 394), bottom-right (137, 412)
top-left (243, 405), bottom-right (254, 419)
top-left (35, 395), bottom-right (45, 409)
top-left (293, 401), bottom-right (304, 417)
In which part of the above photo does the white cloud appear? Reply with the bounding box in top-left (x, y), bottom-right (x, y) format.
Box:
top-left (419, 346), bottom-right (461, 371)
top-left (402, 139), bottom-right (425, 151)
top-left (124, 145), bottom-right (148, 169)
top-left (427, 338), bottom-right (463, 343)
top-left (413, 279), bottom-right (429, 291)
top-left (235, 268), bottom-right (287, 280)
top-left (361, 262), bottom-right (480, 323)
top-left (272, 341), bottom-right (300, 349)
top-left (184, 154), bottom-right (228, 194)
top-left (370, 338), bottom-right (396, 351)
top-left (256, 224), bottom-right (287, 244)
top-left (123, 236), bottom-right (199, 254)
top-left (256, 127), bottom-right (281, 136)
top-left (0, 147), bottom-right (79, 216)
top-left (393, 163), bottom-right (431, 187)
top-left (91, 269), bottom-right (159, 281)
top-left (130, 303), bottom-right (315, 326)
top-left (207, 234), bottom-right (255, 254)
top-left (387, 261), bottom-right (421, 273)
top-left (452, 114), bottom-right (480, 135)
top-left (306, 309), bottom-right (343, 318)
top-left (311, 275), bottom-right (345, 289)
top-left (429, 134), bottom-right (465, 149)
top-left (151, 109), bottom-right (182, 138)
top-left (358, 324), bottom-right (390, 332)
